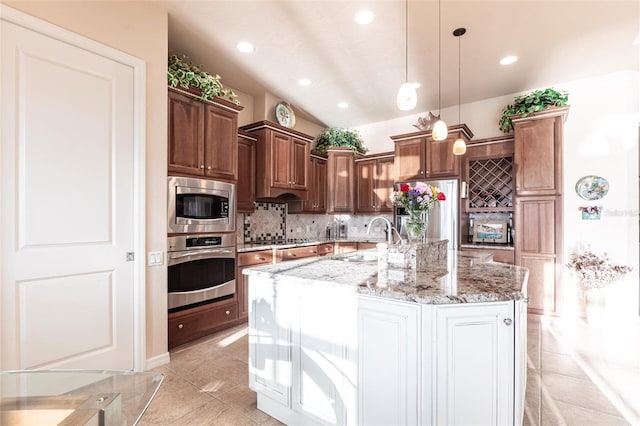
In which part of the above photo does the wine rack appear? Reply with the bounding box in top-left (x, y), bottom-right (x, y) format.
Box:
top-left (468, 157), bottom-right (513, 210)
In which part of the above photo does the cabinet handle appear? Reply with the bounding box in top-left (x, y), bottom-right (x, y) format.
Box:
top-left (225, 310), bottom-right (230, 315)
top-left (516, 185), bottom-right (520, 190)
top-left (256, 256), bottom-right (265, 261)
top-left (503, 318), bottom-right (513, 326)
top-left (178, 323), bottom-right (184, 329)
top-left (200, 165), bottom-right (205, 169)
top-left (207, 166), bottom-right (212, 170)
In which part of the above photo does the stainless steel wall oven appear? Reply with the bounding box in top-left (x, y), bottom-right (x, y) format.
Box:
top-left (167, 233), bottom-right (236, 313)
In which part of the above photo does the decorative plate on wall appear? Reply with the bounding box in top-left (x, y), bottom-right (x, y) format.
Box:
top-left (575, 175), bottom-right (609, 200)
top-left (275, 101), bottom-right (296, 128)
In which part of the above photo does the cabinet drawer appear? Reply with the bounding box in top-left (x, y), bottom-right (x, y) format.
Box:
top-left (168, 301), bottom-right (238, 348)
top-left (317, 243), bottom-right (334, 256)
top-left (277, 246), bottom-right (318, 262)
top-left (237, 250), bottom-right (274, 266)
top-left (335, 242), bottom-right (358, 254)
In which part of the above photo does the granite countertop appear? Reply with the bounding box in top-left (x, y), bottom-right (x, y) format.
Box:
top-left (244, 249), bottom-right (529, 304)
top-left (460, 243), bottom-right (515, 251)
top-left (237, 238), bottom-right (386, 253)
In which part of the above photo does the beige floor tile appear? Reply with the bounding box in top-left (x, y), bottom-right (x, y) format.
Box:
top-left (169, 399), bottom-right (258, 426)
top-left (540, 351), bottom-right (590, 380)
top-left (541, 400), bottom-right (629, 426)
top-left (215, 385), bottom-right (275, 424)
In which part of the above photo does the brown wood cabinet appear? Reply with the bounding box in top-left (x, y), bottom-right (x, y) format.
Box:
top-left (237, 250), bottom-right (274, 320)
top-left (168, 87), bottom-right (242, 180)
top-left (391, 124), bottom-right (473, 181)
top-left (512, 107), bottom-right (568, 316)
top-left (513, 107), bottom-right (568, 196)
top-left (460, 246), bottom-right (515, 264)
top-left (355, 153), bottom-right (395, 213)
top-left (237, 130), bottom-right (257, 212)
top-left (327, 148), bottom-right (356, 213)
top-left (334, 241), bottom-right (358, 254)
top-left (303, 155), bottom-right (327, 213)
top-left (168, 299), bottom-right (238, 349)
top-left (275, 245), bottom-right (318, 262)
top-left (240, 121), bottom-right (311, 200)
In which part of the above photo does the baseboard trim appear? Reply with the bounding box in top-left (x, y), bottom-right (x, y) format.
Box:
top-left (145, 352), bottom-right (170, 370)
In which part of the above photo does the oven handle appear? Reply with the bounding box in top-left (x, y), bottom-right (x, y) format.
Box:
top-left (168, 248), bottom-right (235, 266)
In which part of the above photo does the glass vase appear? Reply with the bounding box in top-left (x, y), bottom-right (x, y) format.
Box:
top-left (406, 210), bottom-right (427, 243)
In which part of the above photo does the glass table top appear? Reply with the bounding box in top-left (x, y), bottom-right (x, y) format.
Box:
top-left (1, 370), bottom-right (163, 425)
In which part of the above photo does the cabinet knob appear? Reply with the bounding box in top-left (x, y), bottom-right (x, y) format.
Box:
top-left (207, 166), bottom-right (212, 170)
top-left (178, 323), bottom-right (184, 329)
top-left (200, 165), bottom-right (205, 169)
top-left (225, 310), bottom-right (230, 315)
top-left (516, 185), bottom-right (520, 190)
top-left (503, 318), bottom-right (513, 326)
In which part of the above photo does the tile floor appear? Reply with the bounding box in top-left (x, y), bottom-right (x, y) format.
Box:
top-left (141, 315), bottom-right (637, 425)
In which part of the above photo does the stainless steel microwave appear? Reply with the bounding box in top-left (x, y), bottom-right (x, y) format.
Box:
top-left (168, 176), bottom-right (235, 234)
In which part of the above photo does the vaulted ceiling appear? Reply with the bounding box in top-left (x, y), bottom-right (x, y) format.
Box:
top-left (164, 1), bottom-right (639, 128)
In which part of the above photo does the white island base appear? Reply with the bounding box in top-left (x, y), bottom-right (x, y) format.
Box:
top-left (247, 251), bottom-right (528, 426)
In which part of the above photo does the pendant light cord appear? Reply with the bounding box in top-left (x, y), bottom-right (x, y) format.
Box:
top-left (405, 0), bottom-right (408, 83)
top-left (458, 31), bottom-right (461, 124)
top-left (438, 0), bottom-right (441, 116)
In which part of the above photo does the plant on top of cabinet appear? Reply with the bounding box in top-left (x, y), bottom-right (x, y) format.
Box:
top-left (168, 53), bottom-right (240, 105)
top-left (499, 88), bottom-right (568, 133)
top-left (313, 127), bottom-right (368, 155)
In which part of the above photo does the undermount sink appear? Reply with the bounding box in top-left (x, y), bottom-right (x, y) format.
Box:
top-left (334, 252), bottom-right (379, 262)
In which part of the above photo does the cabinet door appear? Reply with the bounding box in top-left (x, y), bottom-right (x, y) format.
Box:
top-left (327, 150), bottom-right (355, 213)
top-left (434, 302), bottom-right (514, 426)
top-left (248, 275), bottom-right (290, 405)
top-left (237, 136), bottom-right (255, 212)
top-left (427, 136), bottom-right (460, 178)
top-left (204, 104), bottom-right (238, 180)
top-left (394, 138), bottom-right (425, 181)
top-left (168, 90), bottom-right (204, 176)
top-left (290, 137), bottom-right (309, 191)
top-left (358, 296), bottom-right (420, 426)
top-left (356, 160), bottom-right (376, 213)
top-left (515, 196), bottom-right (560, 314)
top-left (315, 158), bottom-right (327, 212)
top-left (514, 115), bottom-right (562, 195)
top-left (514, 299), bottom-right (527, 426)
top-left (271, 133), bottom-right (292, 189)
top-left (376, 157), bottom-right (395, 211)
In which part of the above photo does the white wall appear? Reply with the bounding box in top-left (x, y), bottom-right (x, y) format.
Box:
top-left (356, 70), bottom-right (640, 319)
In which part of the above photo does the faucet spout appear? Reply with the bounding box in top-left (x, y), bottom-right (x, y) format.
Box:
top-left (367, 216), bottom-right (397, 245)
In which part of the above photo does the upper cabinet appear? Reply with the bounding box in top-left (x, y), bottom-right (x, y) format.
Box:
top-left (240, 121), bottom-right (312, 200)
top-left (237, 130), bottom-right (257, 213)
top-left (355, 153), bottom-right (395, 213)
top-left (326, 148), bottom-right (355, 214)
top-left (392, 124), bottom-right (473, 181)
top-left (167, 87), bottom-right (242, 181)
top-left (303, 155), bottom-right (327, 213)
top-left (512, 107), bottom-right (569, 196)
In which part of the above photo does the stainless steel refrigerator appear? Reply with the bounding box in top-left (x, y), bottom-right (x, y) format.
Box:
top-left (393, 179), bottom-right (459, 249)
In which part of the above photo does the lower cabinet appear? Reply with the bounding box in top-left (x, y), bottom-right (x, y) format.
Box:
top-left (358, 296), bottom-right (420, 425)
top-left (168, 300), bottom-right (238, 349)
top-left (249, 275), bottom-right (526, 425)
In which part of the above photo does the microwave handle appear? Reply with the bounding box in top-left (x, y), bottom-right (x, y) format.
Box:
top-left (168, 248), bottom-right (235, 265)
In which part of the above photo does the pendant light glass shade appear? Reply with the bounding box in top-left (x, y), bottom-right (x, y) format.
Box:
top-left (397, 83), bottom-right (417, 110)
top-left (432, 119), bottom-right (448, 141)
top-left (452, 137), bottom-right (467, 155)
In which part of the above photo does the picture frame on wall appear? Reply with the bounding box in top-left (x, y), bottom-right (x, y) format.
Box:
top-left (473, 220), bottom-right (508, 243)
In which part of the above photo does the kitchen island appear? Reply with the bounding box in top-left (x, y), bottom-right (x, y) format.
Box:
top-left (246, 246), bottom-right (529, 426)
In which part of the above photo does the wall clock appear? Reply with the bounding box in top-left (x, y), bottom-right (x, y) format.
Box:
top-left (275, 101), bottom-right (296, 128)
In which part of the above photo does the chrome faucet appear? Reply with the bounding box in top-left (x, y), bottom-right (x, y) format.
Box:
top-left (367, 216), bottom-right (401, 245)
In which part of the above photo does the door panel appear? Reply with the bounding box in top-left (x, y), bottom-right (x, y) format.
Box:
top-left (2, 19), bottom-right (136, 370)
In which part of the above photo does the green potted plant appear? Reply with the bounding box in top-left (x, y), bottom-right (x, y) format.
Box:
top-left (313, 127), bottom-right (368, 155)
top-left (498, 88), bottom-right (568, 133)
top-left (167, 53), bottom-right (239, 105)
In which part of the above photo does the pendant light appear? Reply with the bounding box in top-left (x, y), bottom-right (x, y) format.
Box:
top-left (397, 0), bottom-right (417, 110)
top-left (432, 0), bottom-right (448, 141)
top-left (452, 27), bottom-right (467, 155)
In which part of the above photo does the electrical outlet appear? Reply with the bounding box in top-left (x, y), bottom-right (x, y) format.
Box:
top-left (147, 251), bottom-right (164, 266)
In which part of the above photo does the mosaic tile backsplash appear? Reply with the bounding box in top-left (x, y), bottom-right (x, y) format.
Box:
top-left (239, 202), bottom-right (393, 243)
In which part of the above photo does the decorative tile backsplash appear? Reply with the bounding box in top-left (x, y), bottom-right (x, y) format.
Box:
top-left (239, 202), bottom-right (393, 242)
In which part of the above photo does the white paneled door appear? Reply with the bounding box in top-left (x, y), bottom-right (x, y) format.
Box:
top-left (1, 8), bottom-right (145, 370)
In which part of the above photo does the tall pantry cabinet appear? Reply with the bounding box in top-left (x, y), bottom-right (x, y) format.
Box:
top-left (512, 106), bottom-right (569, 315)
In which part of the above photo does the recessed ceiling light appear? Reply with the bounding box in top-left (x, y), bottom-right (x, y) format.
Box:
top-left (298, 78), bottom-right (312, 87)
top-left (500, 55), bottom-right (518, 65)
top-left (236, 41), bottom-right (255, 53)
top-left (412, 82), bottom-right (421, 89)
top-left (354, 10), bottom-right (375, 25)
top-left (337, 102), bottom-right (349, 109)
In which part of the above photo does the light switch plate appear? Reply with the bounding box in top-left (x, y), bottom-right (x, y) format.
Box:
top-left (147, 251), bottom-right (164, 266)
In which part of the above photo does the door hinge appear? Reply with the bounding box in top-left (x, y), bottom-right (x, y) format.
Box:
top-left (126, 252), bottom-right (135, 261)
